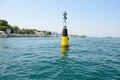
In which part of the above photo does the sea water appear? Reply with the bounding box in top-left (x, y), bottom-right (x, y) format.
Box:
top-left (0, 37), bottom-right (120, 80)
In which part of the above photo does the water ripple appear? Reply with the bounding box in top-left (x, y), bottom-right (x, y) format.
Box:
top-left (0, 37), bottom-right (120, 80)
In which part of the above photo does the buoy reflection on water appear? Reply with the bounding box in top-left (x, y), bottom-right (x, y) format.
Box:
top-left (60, 46), bottom-right (69, 57)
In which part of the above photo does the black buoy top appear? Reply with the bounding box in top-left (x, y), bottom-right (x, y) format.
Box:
top-left (62, 26), bottom-right (68, 36)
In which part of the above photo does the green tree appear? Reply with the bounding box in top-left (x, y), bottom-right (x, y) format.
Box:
top-left (46, 31), bottom-right (52, 35)
top-left (0, 26), bottom-right (9, 31)
top-left (19, 28), bottom-right (36, 34)
top-left (13, 26), bottom-right (20, 33)
top-left (0, 19), bottom-right (14, 33)
top-left (29, 29), bottom-right (37, 34)
top-left (0, 20), bottom-right (8, 26)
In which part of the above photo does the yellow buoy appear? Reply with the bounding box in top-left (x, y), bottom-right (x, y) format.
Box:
top-left (61, 26), bottom-right (69, 47)
top-left (61, 36), bottom-right (69, 47)
top-left (61, 12), bottom-right (69, 47)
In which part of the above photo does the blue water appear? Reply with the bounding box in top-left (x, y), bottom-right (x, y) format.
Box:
top-left (0, 37), bottom-right (120, 80)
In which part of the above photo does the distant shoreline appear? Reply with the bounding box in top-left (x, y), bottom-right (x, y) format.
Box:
top-left (0, 34), bottom-right (120, 38)
top-left (0, 34), bottom-right (54, 38)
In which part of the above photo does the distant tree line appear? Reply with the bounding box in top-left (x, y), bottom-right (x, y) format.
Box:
top-left (0, 20), bottom-right (14, 33)
top-left (0, 19), bottom-right (51, 35)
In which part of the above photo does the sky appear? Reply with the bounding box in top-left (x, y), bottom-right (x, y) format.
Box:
top-left (0, 0), bottom-right (120, 37)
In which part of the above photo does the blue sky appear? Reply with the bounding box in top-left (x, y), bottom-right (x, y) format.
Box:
top-left (0, 0), bottom-right (120, 37)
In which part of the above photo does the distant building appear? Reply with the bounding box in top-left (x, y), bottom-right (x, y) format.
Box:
top-left (0, 31), bottom-right (7, 37)
top-left (52, 32), bottom-right (59, 37)
top-left (79, 35), bottom-right (86, 38)
top-left (34, 30), bottom-right (44, 36)
top-left (6, 29), bottom-right (11, 35)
